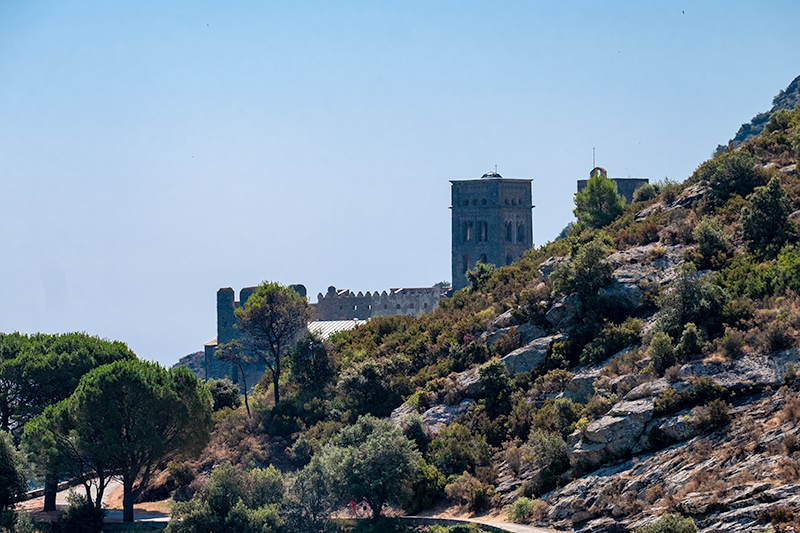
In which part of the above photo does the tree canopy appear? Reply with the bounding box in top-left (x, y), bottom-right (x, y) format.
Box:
top-left (24, 360), bottom-right (213, 522)
top-left (319, 415), bottom-right (420, 517)
top-left (740, 175), bottom-right (795, 259)
top-left (0, 430), bottom-right (26, 522)
top-left (230, 281), bottom-right (312, 405)
top-left (0, 332), bottom-right (135, 435)
top-left (574, 170), bottom-right (626, 228)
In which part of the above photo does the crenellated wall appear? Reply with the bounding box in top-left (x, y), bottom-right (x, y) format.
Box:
top-left (313, 286), bottom-right (446, 321)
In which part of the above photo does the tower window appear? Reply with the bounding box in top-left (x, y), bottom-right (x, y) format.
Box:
top-left (505, 222), bottom-right (513, 242)
top-left (517, 224), bottom-right (525, 244)
top-left (479, 253), bottom-right (487, 263)
top-left (512, 199), bottom-right (517, 206)
top-left (481, 198), bottom-right (487, 205)
top-left (506, 254), bottom-right (512, 265)
top-left (464, 222), bottom-right (473, 242)
top-left (463, 254), bottom-right (469, 274)
top-left (478, 221), bottom-right (488, 242)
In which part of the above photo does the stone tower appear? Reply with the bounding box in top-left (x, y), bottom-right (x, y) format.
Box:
top-left (450, 171), bottom-right (533, 291)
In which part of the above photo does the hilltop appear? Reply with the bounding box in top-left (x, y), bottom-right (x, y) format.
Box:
top-left (721, 74), bottom-right (800, 151)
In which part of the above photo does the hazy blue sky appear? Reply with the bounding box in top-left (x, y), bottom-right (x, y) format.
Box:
top-left (1, 1), bottom-right (798, 367)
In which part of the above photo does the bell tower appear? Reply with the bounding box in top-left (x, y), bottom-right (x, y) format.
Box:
top-left (450, 171), bottom-right (533, 291)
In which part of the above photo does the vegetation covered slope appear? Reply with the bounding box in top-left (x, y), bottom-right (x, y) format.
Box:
top-left (141, 80), bottom-right (800, 533)
top-left (720, 74), bottom-right (800, 152)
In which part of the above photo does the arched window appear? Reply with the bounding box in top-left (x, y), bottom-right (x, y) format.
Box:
top-left (464, 222), bottom-right (473, 242)
top-left (506, 254), bottom-right (512, 266)
top-left (517, 224), bottom-right (525, 244)
top-left (478, 221), bottom-right (488, 242)
top-left (505, 222), bottom-right (513, 242)
top-left (479, 253), bottom-right (487, 264)
top-left (481, 198), bottom-right (487, 205)
top-left (463, 254), bottom-right (469, 273)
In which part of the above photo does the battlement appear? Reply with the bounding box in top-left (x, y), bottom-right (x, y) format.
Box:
top-left (313, 285), bottom-right (446, 320)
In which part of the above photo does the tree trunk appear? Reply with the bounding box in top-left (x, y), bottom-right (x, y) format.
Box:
top-left (122, 474), bottom-right (134, 522)
top-left (43, 472), bottom-right (57, 511)
top-left (240, 367), bottom-right (250, 417)
top-left (273, 358), bottom-right (281, 405)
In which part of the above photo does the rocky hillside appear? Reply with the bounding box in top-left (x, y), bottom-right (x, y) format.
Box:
top-left (722, 74), bottom-right (800, 151)
top-left (173, 78), bottom-right (800, 533)
top-left (375, 84), bottom-right (800, 533)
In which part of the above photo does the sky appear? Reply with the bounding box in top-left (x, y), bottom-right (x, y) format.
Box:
top-left (1, 1), bottom-right (799, 367)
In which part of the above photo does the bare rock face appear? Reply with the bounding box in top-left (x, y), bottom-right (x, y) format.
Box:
top-left (538, 256), bottom-right (568, 280)
top-left (569, 399), bottom-right (655, 469)
top-left (633, 183), bottom-right (709, 221)
top-left (648, 409), bottom-right (698, 443)
top-left (453, 367), bottom-right (482, 398)
top-left (600, 243), bottom-right (686, 311)
top-left (389, 403), bottom-right (416, 425)
top-left (500, 333), bottom-right (566, 375)
top-left (559, 367), bottom-right (602, 403)
top-left (420, 399), bottom-right (474, 432)
top-left (546, 294), bottom-right (581, 329)
top-left (479, 323), bottom-right (546, 350)
top-left (679, 348), bottom-right (799, 390)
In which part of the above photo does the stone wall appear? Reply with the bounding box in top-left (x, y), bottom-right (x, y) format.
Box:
top-left (313, 286), bottom-right (446, 321)
top-left (577, 174), bottom-right (649, 204)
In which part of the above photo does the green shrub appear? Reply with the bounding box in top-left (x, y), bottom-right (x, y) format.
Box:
top-left (655, 263), bottom-right (728, 338)
top-left (549, 237), bottom-right (614, 307)
top-left (445, 472), bottom-right (494, 512)
top-left (676, 323), bottom-right (704, 360)
top-left (692, 377), bottom-right (726, 404)
top-left (685, 217), bottom-right (732, 270)
top-left (506, 496), bottom-right (536, 523)
top-left (633, 183), bottom-right (657, 203)
top-left (580, 318), bottom-right (641, 365)
top-left (741, 176), bottom-right (795, 259)
top-left (691, 149), bottom-right (765, 205)
top-left (649, 332), bottom-right (676, 375)
top-left (426, 424), bottom-right (491, 477)
top-left (401, 459), bottom-right (446, 514)
top-left (634, 513), bottom-right (697, 533)
top-left (654, 388), bottom-right (690, 415)
top-left (584, 394), bottom-right (612, 419)
top-left (57, 492), bottom-right (106, 533)
top-left (692, 399), bottom-right (730, 431)
top-left (525, 430), bottom-right (569, 496)
top-left (208, 378), bottom-right (241, 411)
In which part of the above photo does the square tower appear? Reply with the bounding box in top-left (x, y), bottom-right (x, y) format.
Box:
top-left (451, 171), bottom-right (533, 291)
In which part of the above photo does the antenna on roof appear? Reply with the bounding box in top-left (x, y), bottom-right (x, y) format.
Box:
top-left (495, 164), bottom-right (497, 173)
top-left (593, 147), bottom-right (596, 168)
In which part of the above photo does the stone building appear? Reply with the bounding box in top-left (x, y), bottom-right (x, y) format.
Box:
top-left (202, 283), bottom-right (446, 383)
top-left (450, 171), bottom-right (533, 291)
top-left (577, 167), bottom-right (649, 204)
